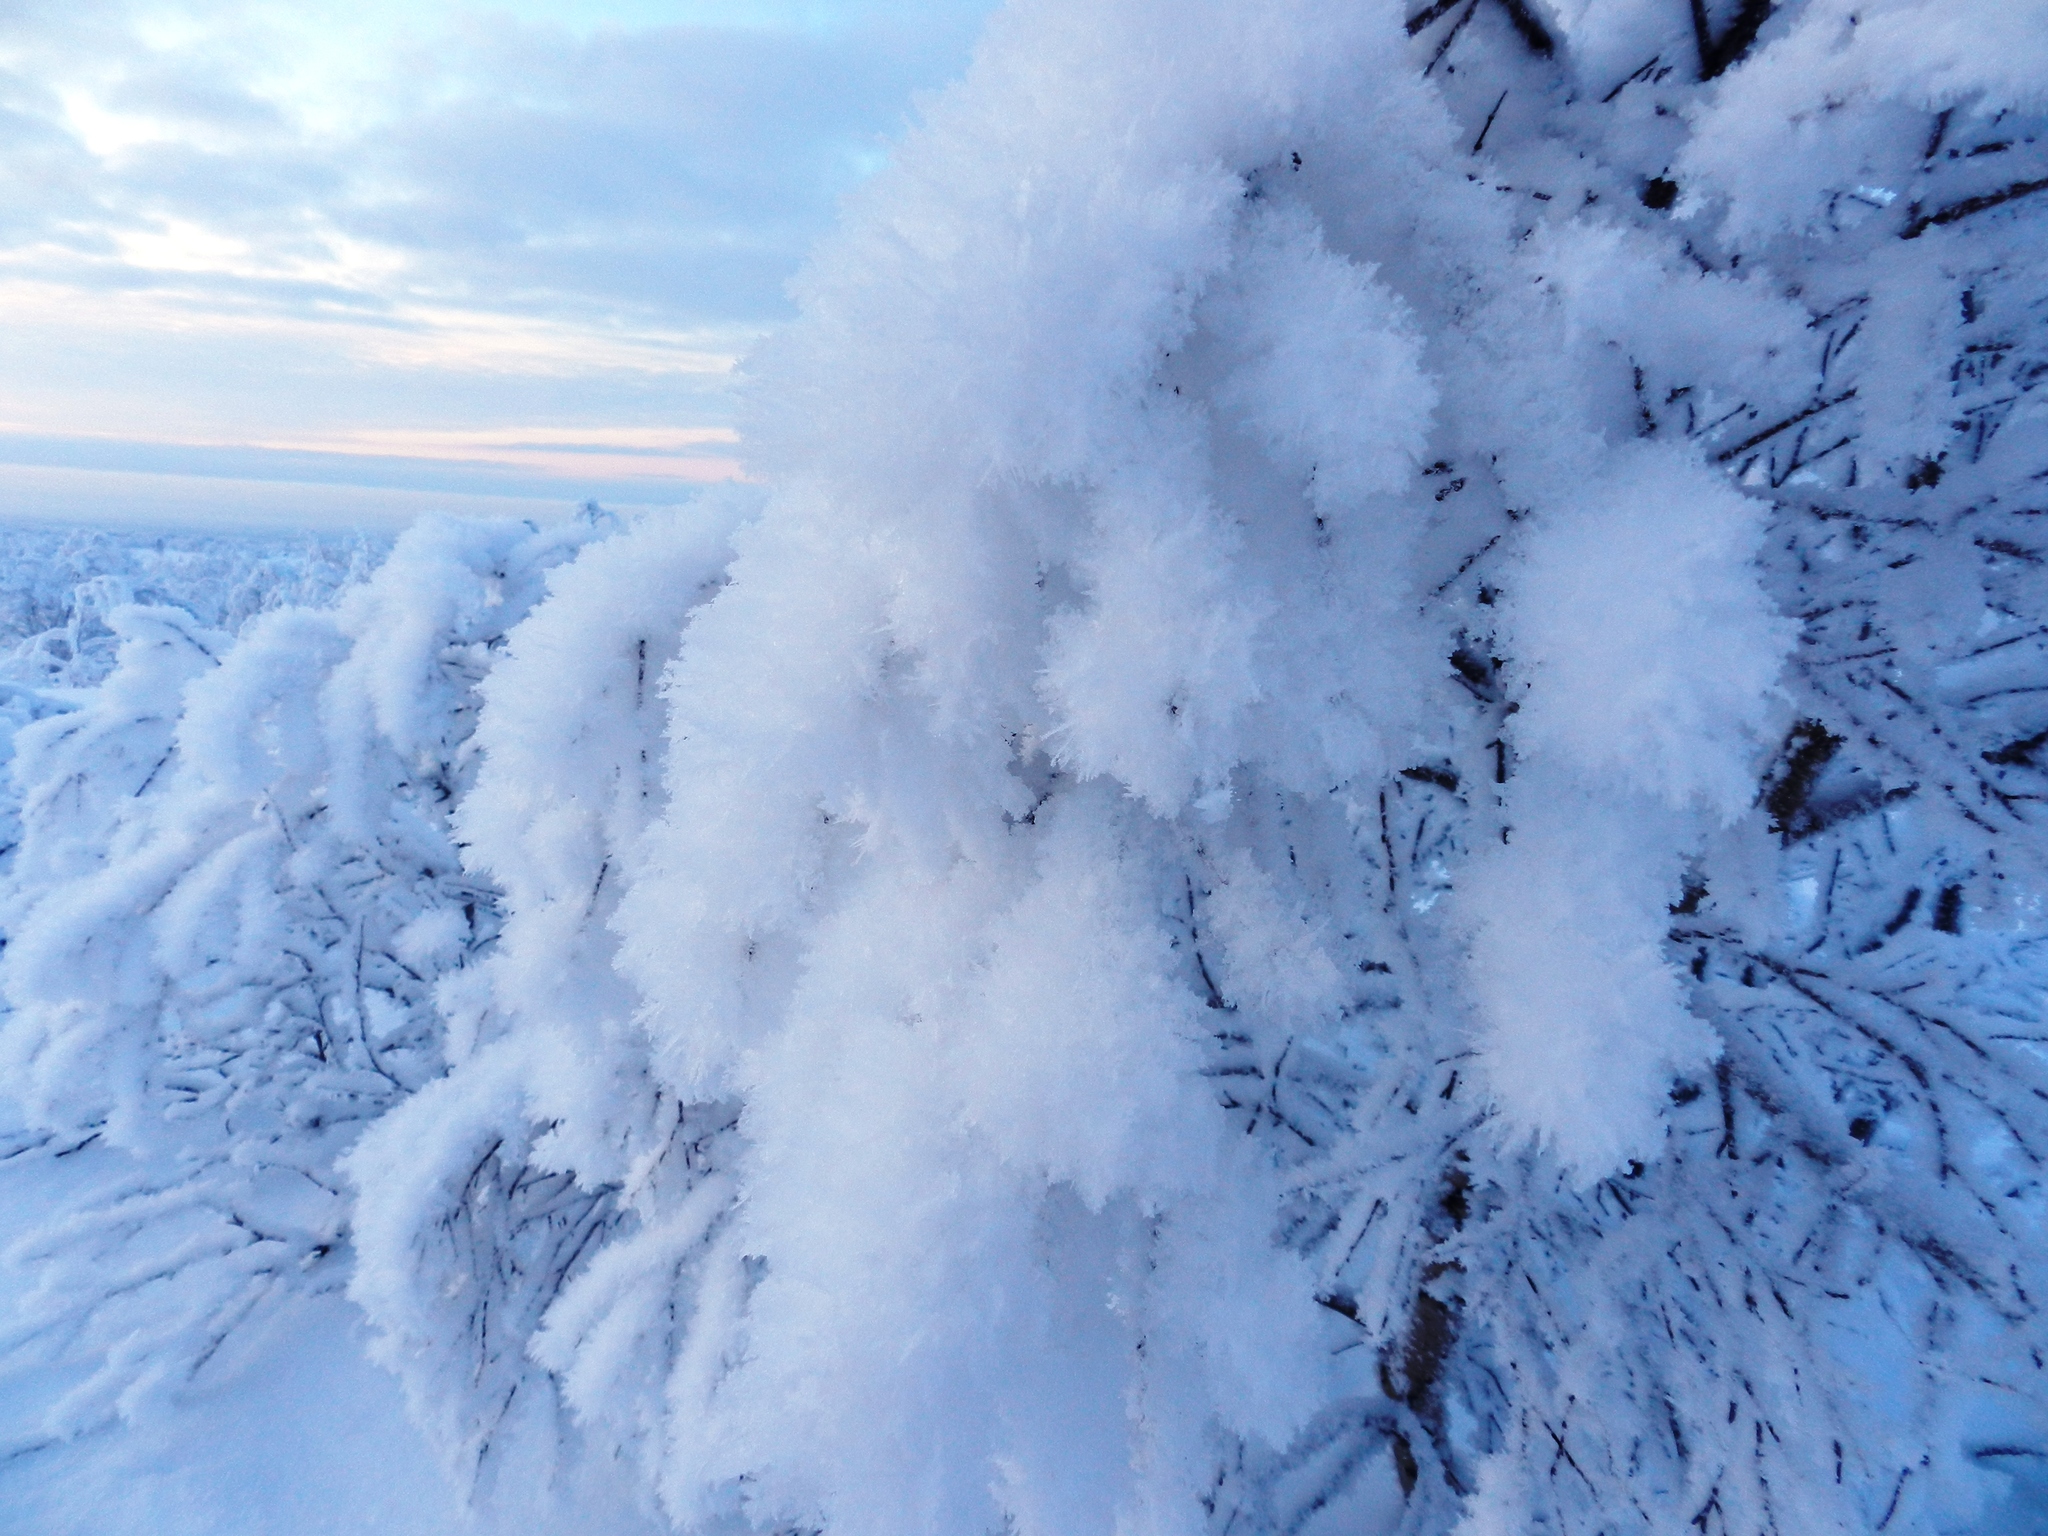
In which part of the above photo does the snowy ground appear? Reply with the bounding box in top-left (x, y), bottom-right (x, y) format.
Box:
top-left (0, 1126), bottom-right (466, 1536)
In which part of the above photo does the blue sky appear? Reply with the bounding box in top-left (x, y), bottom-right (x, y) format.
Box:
top-left (0, 1), bottom-right (994, 527)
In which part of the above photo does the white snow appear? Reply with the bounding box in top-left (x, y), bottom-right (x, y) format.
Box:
top-left (3, 0), bottom-right (2048, 1532)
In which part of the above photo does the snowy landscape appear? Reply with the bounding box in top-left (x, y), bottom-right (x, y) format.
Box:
top-left (3, 0), bottom-right (2048, 1532)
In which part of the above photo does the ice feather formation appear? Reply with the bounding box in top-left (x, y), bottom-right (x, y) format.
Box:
top-left (5, 0), bottom-right (2048, 1532)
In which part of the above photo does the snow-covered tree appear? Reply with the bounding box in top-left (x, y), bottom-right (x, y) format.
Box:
top-left (346, 500), bottom-right (744, 1521)
top-left (7, 0), bottom-right (2048, 1533)
top-left (0, 515), bottom-right (599, 1436)
top-left (345, 1), bottom-right (2048, 1531)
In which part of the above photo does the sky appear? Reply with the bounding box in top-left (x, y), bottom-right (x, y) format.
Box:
top-left (0, 0), bottom-right (995, 528)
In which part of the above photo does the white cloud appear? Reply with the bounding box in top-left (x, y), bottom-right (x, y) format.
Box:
top-left (0, 1), bottom-right (993, 516)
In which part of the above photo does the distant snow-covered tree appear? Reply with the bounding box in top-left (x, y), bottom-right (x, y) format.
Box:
top-left (0, 525), bottom-right (381, 690)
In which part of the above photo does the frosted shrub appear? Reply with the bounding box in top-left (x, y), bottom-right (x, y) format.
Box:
top-left (335, 0), bottom-right (2048, 1532)
top-left (337, 0), bottom-right (2048, 1530)
top-left (8, 0), bottom-right (2048, 1532)
top-left (346, 501), bottom-right (744, 1517)
top-left (0, 515), bottom-right (599, 1434)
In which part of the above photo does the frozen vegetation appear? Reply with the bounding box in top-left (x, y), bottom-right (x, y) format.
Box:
top-left (4, 0), bottom-right (2048, 1532)
top-left (0, 526), bottom-right (382, 690)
